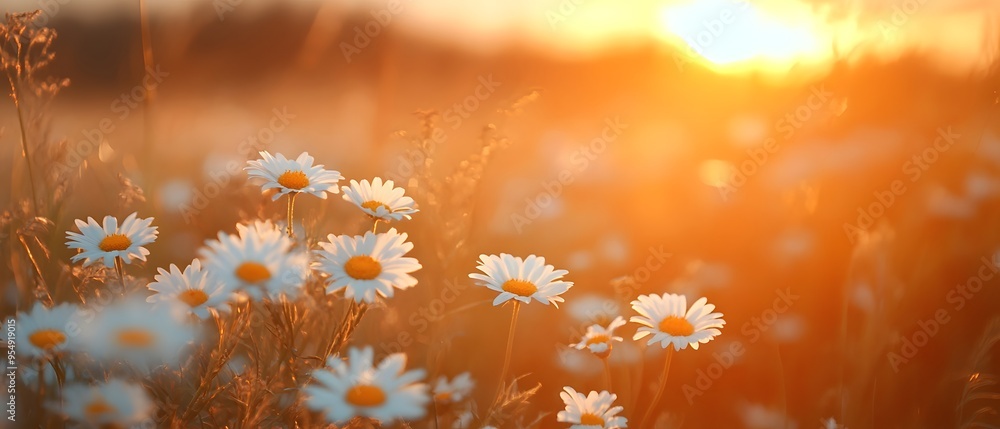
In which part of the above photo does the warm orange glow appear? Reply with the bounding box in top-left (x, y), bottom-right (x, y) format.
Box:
top-left (656, 0), bottom-right (829, 73)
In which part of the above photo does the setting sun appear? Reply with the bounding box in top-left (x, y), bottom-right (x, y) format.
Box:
top-left (657, 0), bottom-right (828, 71)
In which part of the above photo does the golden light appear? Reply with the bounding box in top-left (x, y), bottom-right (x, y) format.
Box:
top-left (699, 159), bottom-right (735, 188)
top-left (657, 0), bottom-right (830, 73)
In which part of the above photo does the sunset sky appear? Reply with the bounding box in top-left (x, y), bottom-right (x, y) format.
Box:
top-left (6, 0), bottom-right (997, 74)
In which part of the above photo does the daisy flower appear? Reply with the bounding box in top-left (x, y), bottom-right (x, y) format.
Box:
top-left (15, 302), bottom-right (80, 359)
top-left (65, 212), bottom-right (158, 268)
top-left (469, 253), bottom-right (573, 307)
top-left (303, 346), bottom-right (429, 424)
top-left (452, 410), bottom-right (473, 429)
top-left (571, 316), bottom-right (626, 359)
top-left (314, 228), bottom-right (421, 303)
top-left (199, 220), bottom-right (309, 300)
top-left (557, 386), bottom-right (628, 429)
top-left (341, 178), bottom-right (418, 222)
top-left (245, 151), bottom-right (343, 200)
top-left (55, 379), bottom-right (154, 429)
top-left (147, 259), bottom-right (235, 319)
top-left (82, 297), bottom-right (198, 372)
top-left (630, 294), bottom-right (725, 351)
top-left (432, 372), bottom-right (475, 405)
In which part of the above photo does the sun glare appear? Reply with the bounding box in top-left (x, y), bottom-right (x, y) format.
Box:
top-left (658, 0), bottom-right (828, 72)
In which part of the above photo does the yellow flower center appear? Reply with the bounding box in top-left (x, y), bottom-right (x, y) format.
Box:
top-left (580, 413), bottom-right (605, 425)
top-left (585, 335), bottom-right (611, 346)
top-left (344, 255), bottom-right (382, 280)
top-left (235, 262), bottom-right (271, 284)
top-left (98, 234), bottom-right (131, 252)
top-left (177, 289), bottom-right (209, 307)
top-left (501, 279), bottom-right (537, 297)
top-left (28, 329), bottom-right (66, 350)
top-left (361, 200), bottom-right (391, 213)
top-left (116, 328), bottom-right (155, 348)
top-left (434, 392), bottom-right (452, 402)
top-left (658, 316), bottom-right (695, 336)
top-left (345, 384), bottom-right (387, 407)
top-left (277, 170), bottom-right (309, 190)
top-left (84, 399), bottom-right (116, 418)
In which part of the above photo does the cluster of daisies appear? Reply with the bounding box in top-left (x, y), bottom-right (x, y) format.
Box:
top-left (14, 151), bottom-right (726, 428)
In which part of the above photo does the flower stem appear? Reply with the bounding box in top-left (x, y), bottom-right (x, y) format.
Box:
top-left (7, 66), bottom-right (39, 215)
top-left (640, 347), bottom-right (675, 429)
top-left (372, 219), bottom-right (380, 233)
top-left (37, 359), bottom-right (45, 398)
top-left (487, 301), bottom-right (520, 420)
top-left (602, 357), bottom-right (613, 392)
top-left (114, 255), bottom-right (127, 294)
top-left (286, 193), bottom-right (297, 238)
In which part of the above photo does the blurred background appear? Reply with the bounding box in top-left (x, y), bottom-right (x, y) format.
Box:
top-left (3, 0), bottom-right (1000, 427)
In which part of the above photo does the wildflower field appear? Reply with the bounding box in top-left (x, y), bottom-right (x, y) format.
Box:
top-left (2, 1), bottom-right (1000, 428)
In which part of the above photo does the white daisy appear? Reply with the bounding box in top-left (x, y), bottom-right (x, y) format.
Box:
top-left (303, 346), bottom-right (429, 424)
top-left (557, 386), bottom-right (628, 429)
top-left (432, 372), bottom-right (475, 404)
top-left (451, 407), bottom-right (475, 428)
top-left (314, 228), bottom-right (421, 303)
top-left (199, 220), bottom-right (309, 301)
top-left (147, 259), bottom-right (236, 319)
top-left (630, 294), bottom-right (725, 351)
top-left (82, 297), bottom-right (198, 372)
top-left (571, 316), bottom-right (626, 359)
top-left (65, 212), bottom-right (158, 268)
top-left (15, 302), bottom-right (80, 359)
top-left (55, 379), bottom-right (154, 428)
top-left (469, 253), bottom-right (573, 307)
top-left (245, 151), bottom-right (343, 200)
top-left (341, 178), bottom-right (418, 222)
